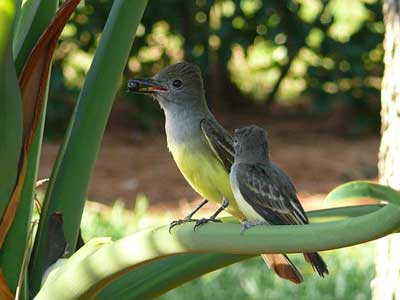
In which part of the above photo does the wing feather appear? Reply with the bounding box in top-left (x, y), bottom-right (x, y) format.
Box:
top-left (200, 118), bottom-right (234, 171)
top-left (236, 163), bottom-right (308, 225)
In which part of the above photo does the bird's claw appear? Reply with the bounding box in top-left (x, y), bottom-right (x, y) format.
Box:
top-left (240, 220), bottom-right (269, 235)
top-left (193, 218), bottom-right (222, 231)
top-left (169, 218), bottom-right (197, 233)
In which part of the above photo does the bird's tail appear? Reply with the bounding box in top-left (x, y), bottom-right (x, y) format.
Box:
top-left (303, 252), bottom-right (329, 277)
top-left (261, 254), bottom-right (303, 284)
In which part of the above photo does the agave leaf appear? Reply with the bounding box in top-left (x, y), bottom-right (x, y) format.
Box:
top-left (0, 0), bottom-right (21, 219)
top-left (0, 0), bottom-right (81, 249)
top-left (12, 0), bottom-right (42, 58)
top-left (325, 181), bottom-right (400, 205)
top-left (14, 0), bottom-right (58, 74)
top-left (35, 204), bottom-right (400, 300)
top-left (29, 0), bottom-right (147, 294)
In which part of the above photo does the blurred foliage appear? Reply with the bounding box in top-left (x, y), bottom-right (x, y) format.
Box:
top-left (48, 0), bottom-right (383, 135)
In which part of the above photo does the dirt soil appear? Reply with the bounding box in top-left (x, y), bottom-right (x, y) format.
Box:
top-left (38, 103), bottom-right (380, 214)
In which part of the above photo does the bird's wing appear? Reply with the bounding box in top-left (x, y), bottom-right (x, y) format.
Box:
top-left (200, 118), bottom-right (234, 171)
top-left (236, 163), bottom-right (308, 225)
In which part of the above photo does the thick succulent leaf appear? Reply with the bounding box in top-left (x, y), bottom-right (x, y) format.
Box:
top-left (0, 0), bottom-right (81, 249)
top-left (14, 0), bottom-right (58, 74)
top-left (12, 0), bottom-right (42, 58)
top-left (0, 0), bottom-right (21, 220)
top-left (97, 253), bottom-right (251, 300)
top-left (0, 99), bottom-right (48, 300)
top-left (325, 181), bottom-right (400, 205)
top-left (29, 0), bottom-right (148, 294)
top-left (35, 204), bottom-right (400, 300)
top-left (0, 4), bottom-right (20, 290)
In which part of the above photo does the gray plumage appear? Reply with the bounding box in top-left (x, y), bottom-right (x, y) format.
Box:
top-left (230, 125), bottom-right (329, 278)
top-left (127, 62), bottom-right (306, 284)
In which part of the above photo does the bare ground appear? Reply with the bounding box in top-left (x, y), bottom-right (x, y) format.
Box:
top-left (38, 103), bottom-right (380, 215)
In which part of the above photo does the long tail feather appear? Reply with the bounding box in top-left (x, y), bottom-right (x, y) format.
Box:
top-left (261, 254), bottom-right (303, 284)
top-left (304, 252), bottom-right (329, 277)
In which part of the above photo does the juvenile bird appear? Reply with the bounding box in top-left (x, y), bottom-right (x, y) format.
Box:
top-left (230, 125), bottom-right (329, 279)
top-left (127, 62), bottom-right (304, 283)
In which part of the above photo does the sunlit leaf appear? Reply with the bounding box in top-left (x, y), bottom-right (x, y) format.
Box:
top-left (12, 0), bottom-right (41, 58)
top-left (0, 0), bottom-right (15, 60)
top-left (14, 0), bottom-right (58, 74)
top-left (36, 204), bottom-right (400, 300)
top-left (326, 181), bottom-right (400, 205)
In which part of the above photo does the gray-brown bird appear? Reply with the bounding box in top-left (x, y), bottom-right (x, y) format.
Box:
top-left (128, 62), bottom-right (307, 283)
top-left (230, 125), bottom-right (329, 280)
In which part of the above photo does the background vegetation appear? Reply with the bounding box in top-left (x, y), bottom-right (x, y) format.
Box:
top-left (49, 0), bottom-right (383, 135)
top-left (0, 0), bottom-right (392, 299)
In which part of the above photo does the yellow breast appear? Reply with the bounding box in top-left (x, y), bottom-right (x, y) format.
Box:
top-left (170, 143), bottom-right (244, 220)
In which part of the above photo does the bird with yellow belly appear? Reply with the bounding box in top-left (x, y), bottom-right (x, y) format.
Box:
top-left (128, 61), bottom-right (304, 284)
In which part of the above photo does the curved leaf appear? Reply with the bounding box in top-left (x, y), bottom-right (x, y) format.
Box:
top-left (97, 253), bottom-right (251, 300)
top-left (99, 203), bottom-right (384, 300)
top-left (325, 181), bottom-right (400, 205)
top-left (35, 204), bottom-right (400, 300)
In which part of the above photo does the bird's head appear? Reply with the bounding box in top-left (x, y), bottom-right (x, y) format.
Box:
top-left (233, 125), bottom-right (270, 163)
top-left (127, 62), bottom-right (205, 111)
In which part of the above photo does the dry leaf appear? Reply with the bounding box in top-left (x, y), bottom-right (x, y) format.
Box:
top-left (0, 271), bottom-right (14, 300)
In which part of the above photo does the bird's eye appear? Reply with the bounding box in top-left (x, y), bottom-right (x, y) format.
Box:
top-left (172, 79), bottom-right (183, 88)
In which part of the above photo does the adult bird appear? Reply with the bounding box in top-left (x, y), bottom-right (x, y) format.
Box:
top-left (127, 62), bottom-right (304, 283)
top-left (230, 125), bottom-right (329, 278)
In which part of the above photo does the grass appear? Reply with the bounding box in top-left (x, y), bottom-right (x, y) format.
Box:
top-left (79, 199), bottom-right (376, 300)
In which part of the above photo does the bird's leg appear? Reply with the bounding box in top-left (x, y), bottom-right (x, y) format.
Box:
top-left (193, 198), bottom-right (229, 231)
top-left (169, 199), bottom-right (209, 232)
top-left (186, 199), bottom-right (209, 219)
top-left (240, 220), bottom-right (269, 235)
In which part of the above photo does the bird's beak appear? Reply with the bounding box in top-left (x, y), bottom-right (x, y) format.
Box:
top-left (127, 78), bottom-right (168, 94)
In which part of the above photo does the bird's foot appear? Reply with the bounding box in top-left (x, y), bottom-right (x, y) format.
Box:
top-left (193, 198), bottom-right (228, 231)
top-left (193, 217), bottom-right (222, 231)
top-left (169, 218), bottom-right (197, 233)
top-left (240, 220), bottom-right (269, 235)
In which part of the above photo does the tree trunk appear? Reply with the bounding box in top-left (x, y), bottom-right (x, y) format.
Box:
top-left (372, 0), bottom-right (400, 299)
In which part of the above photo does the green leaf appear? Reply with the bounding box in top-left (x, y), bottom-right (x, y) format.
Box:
top-left (0, 96), bottom-right (47, 299)
top-left (97, 253), bottom-right (251, 300)
top-left (29, 0), bottom-right (148, 294)
top-left (0, 0), bottom-right (79, 296)
top-left (35, 204), bottom-right (400, 300)
top-left (0, 2), bottom-right (23, 296)
top-left (325, 181), bottom-right (400, 205)
top-left (12, 0), bottom-right (42, 58)
top-left (0, 20), bottom-right (22, 220)
top-left (14, 0), bottom-right (58, 74)
top-left (0, 0), bottom-right (15, 60)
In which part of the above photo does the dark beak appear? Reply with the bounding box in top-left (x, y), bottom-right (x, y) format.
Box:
top-left (127, 78), bottom-right (168, 94)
